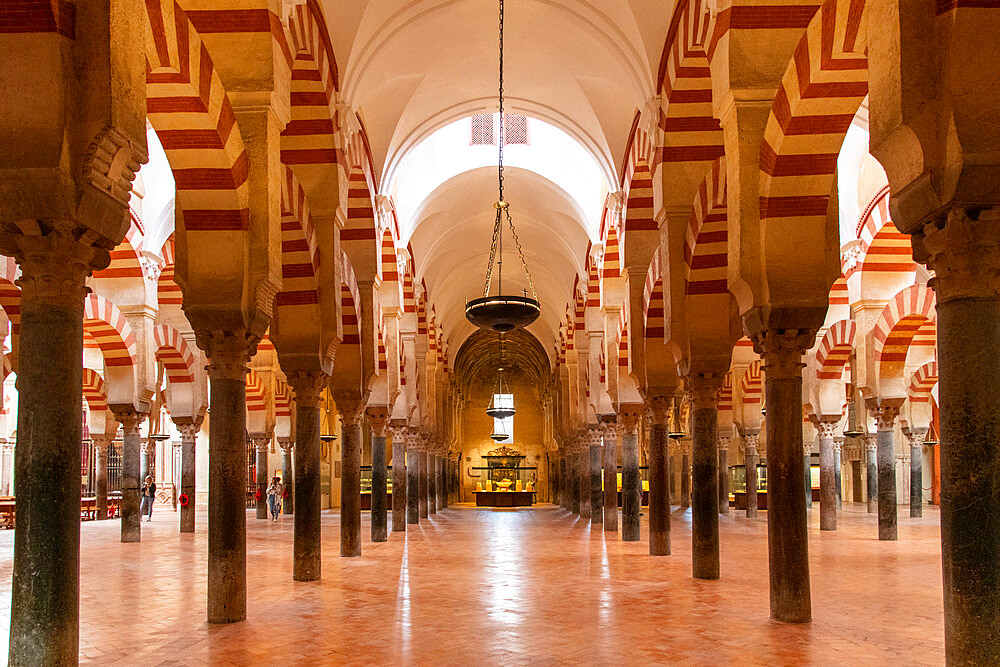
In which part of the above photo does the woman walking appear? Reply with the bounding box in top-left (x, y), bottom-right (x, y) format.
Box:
top-left (266, 476), bottom-right (283, 521)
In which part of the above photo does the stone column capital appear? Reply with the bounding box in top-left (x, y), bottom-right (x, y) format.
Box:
top-left (832, 437), bottom-right (844, 453)
top-left (912, 207), bottom-right (1000, 303)
top-left (334, 395), bottom-right (365, 426)
top-left (366, 406), bottom-right (390, 437)
top-left (863, 434), bottom-right (877, 453)
top-left (90, 435), bottom-right (114, 453)
top-left (172, 416), bottom-right (203, 443)
top-left (717, 434), bottom-right (731, 451)
top-left (196, 330), bottom-right (258, 381)
top-left (286, 371), bottom-right (328, 408)
top-left (643, 395), bottom-right (671, 426)
top-left (618, 403), bottom-right (643, 435)
top-left (814, 419), bottom-right (840, 440)
top-left (111, 409), bottom-right (146, 437)
top-left (865, 397), bottom-right (903, 431)
top-left (744, 430), bottom-right (760, 455)
top-left (750, 328), bottom-right (816, 379)
top-left (277, 437), bottom-right (294, 453)
top-left (905, 427), bottom-right (929, 448)
top-left (248, 433), bottom-right (271, 453)
top-left (6, 234), bottom-right (100, 309)
top-left (684, 373), bottom-right (724, 410)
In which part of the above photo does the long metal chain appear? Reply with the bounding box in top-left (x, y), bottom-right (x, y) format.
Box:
top-left (479, 0), bottom-right (538, 303)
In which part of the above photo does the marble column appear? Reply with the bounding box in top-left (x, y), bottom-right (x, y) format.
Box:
top-left (646, 397), bottom-right (670, 555)
top-left (834, 437), bottom-right (844, 510)
top-left (390, 423), bottom-right (407, 532)
top-left (7, 239), bottom-right (92, 663)
top-left (569, 443), bottom-right (581, 514)
top-left (688, 374), bottom-right (722, 580)
top-left (367, 407), bottom-right (389, 543)
top-left (204, 332), bottom-right (255, 623)
top-left (916, 211), bottom-right (1000, 663)
top-left (718, 436), bottom-right (731, 514)
top-left (252, 435), bottom-right (270, 520)
top-left (288, 372), bottom-right (325, 580)
top-left (907, 429), bottom-right (926, 518)
top-left (427, 450), bottom-right (437, 515)
top-left (868, 399), bottom-right (902, 541)
top-left (578, 447), bottom-right (591, 520)
top-left (115, 410), bottom-right (146, 543)
top-left (175, 419), bottom-right (202, 533)
top-left (865, 435), bottom-right (877, 513)
top-left (754, 328), bottom-right (813, 623)
top-left (92, 437), bottom-right (113, 520)
top-left (620, 406), bottom-right (642, 542)
top-left (417, 446), bottom-right (428, 519)
top-left (277, 438), bottom-right (293, 515)
top-left (340, 402), bottom-right (364, 557)
top-left (438, 454), bottom-right (448, 509)
top-left (139, 440), bottom-right (152, 490)
top-left (559, 454), bottom-right (568, 509)
top-left (816, 420), bottom-right (838, 531)
top-left (680, 445), bottom-right (691, 508)
top-left (744, 432), bottom-right (760, 518)
top-left (803, 442), bottom-right (812, 509)
top-left (669, 449), bottom-right (677, 504)
top-left (589, 432), bottom-right (603, 531)
top-left (600, 416), bottom-right (618, 533)
top-left (406, 436), bottom-right (420, 524)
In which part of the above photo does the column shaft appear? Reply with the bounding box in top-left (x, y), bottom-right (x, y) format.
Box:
top-left (910, 444), bottom-right (922, 518)
top-left (392, 435), bottom-right (406, 531)
top-left (9, 262), bottom-right (86, 664)
top-left (589, 444), bottom-right (602, 529)
top-left (207, 373), bottom-right (247, 623)
top-left (819, 428), bottom-right (837, 531)
top-left (371, 434), bottom-right (387, 542)
top-left (877, 426), bottom-right (897, 541)
top-left (121, 422), bottom-right (142, 542)
top-left (427, 452), bottom-right (437, 515)
top-left (407, 445), bottom-right (420, 524)
top-left (621, 426), bottom-right (640, 542)
top-left (648, 422), bottom-right (669, 555)
top-left (603, 431), bottom-right (618, 532)
top-left (291, 386), bottom-right (321, 580)
top-left (765, 372), bottom-right (811, 623)
top-left (417, 450), bottom-right (428, 518)
top-left (578, 450), bottom-right (591, 519)
top-left (745, 446), bottom-right (759, 518)
top-left (281, 446), bottom-right (293, 515)
top-left (866, 443), bottom-right (877, 512)
top-left (718, 447), bottom-right (729, 514)
top-left (341, 422), bottom-right (362, 557)
top-left (569, 452), bottom-right (580, 514)
top-left (691, 404), bottom-right (720, 579)
top-left (94, 444), bottom-right (109, 520)
top-left (180, 432), bottom-right (197, 533)
top-left (437, 456), bottom-right (447, 510)
top-left (804, 450), bottom-right (812, 508)
top-left (834, 446), bottom-right (843, 510)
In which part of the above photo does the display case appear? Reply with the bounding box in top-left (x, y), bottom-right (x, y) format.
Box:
top-left (360, 465), bottom-right (393, 510)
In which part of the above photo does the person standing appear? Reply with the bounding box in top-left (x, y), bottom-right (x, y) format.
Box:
top-left (140, 475), bottom-right (156, 522)
top-left (266, 476), bottom-right (283, 521)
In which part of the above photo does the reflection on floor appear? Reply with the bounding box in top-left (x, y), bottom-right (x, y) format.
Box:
top-left (0, 502), bottom-right (944, 664)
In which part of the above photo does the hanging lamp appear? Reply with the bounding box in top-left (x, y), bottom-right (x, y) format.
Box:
top-left (465, 0), bottom-right (540, 333)
top-left (485, 334), bottom-right (516, 419)
top-left (489, 430), bottom-right (510, 442)
top-left (668, 396), bottom-right (686, 440)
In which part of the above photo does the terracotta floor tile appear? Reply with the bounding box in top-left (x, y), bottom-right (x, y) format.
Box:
top-left (0, 502), bottom-right (945, 665)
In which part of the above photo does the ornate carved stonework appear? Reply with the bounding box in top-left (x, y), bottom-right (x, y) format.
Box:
top-left (287, 371), bottom-right (327, 409)
top-left (685, 373), bottom-right (723, 410)
top-left (198, 330), bottom-right (257, 382)
top-left (815, 420), bottom-right (839, 440)
top-left (751, 328), bottom-right (815, 379)
top-left (912, 207), bottom-right (1000, 303)
top-left (80, 126), bottom-right (148, 209)
top-left (644, 395), bottom-right (670, 426)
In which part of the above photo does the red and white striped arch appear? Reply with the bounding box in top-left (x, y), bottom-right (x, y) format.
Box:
top-left (93, 216), bottom-right (144, 281)
top-left (341, 166), bottom-right (379, 280)
top-left (758, 0), bottom-right (867, 242)
top-left (276, 166), bottom-right (321, 310)
top-left (658, 0), bottom-right (724, 170)
top-left (684, 156), bottom-right (727, 296)
top-left (873, 284), bottom-right (937, 383)
top-left (380, 227), bottom-right (399, 283)
top-left (856, 188), bottom-right (914, 287)
top-left (828, 275), bottom-right (848, 307)
top-left (82, 368), bottom-right (108, 414)
top-left (281, 0), bottom-right (342, 202)
top-left (145, 0), bottom-right (250, 234)
top-left (274, 379), bottom-right (292, 419)
top-left (585, 254), bottom-right (601, 307)
top-left (815, 319), bottom-right (856, 379)
top-left (0, 256), bottom-right (21, 336)
top-left (719, 372), bottom-right (733, 414)
top-left (157, 235), bottom-right (182, 306)
top-left (245, 370), bottom-right (267, 414)
top-left (83, 294), bottom-right (137, 368)
top-left (601, 223), bottom-right (621, 280)
top-left (573, 288), bottom-right (586, 333)
top-left (153, 324), bottom-right (196, 384)
top-left (741, 360), bottom-right (763, 406)
top-left (908, 361), bottom-right (938, 404)
top-left (402, 264), bottom-right (416, 314)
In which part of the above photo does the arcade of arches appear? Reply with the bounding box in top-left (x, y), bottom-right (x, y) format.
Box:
top-left (0, 0), bottom-right (998, 664)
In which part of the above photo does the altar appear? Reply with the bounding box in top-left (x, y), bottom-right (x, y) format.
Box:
top-left (472, 445), bottom-right (536, 508)
top-left (475, 490), bottom-right (533, 507)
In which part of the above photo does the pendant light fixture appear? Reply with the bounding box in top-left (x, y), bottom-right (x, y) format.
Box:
top-left (668, 396), bottom-right (686, 440)
top-left (485, 334), bottom-right (516, 419)
top-left (465, 0), bottom-right (541, 333)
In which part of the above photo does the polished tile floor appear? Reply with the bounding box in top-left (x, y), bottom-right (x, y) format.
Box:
top-left (0, 502), bottom-right (944, 665)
